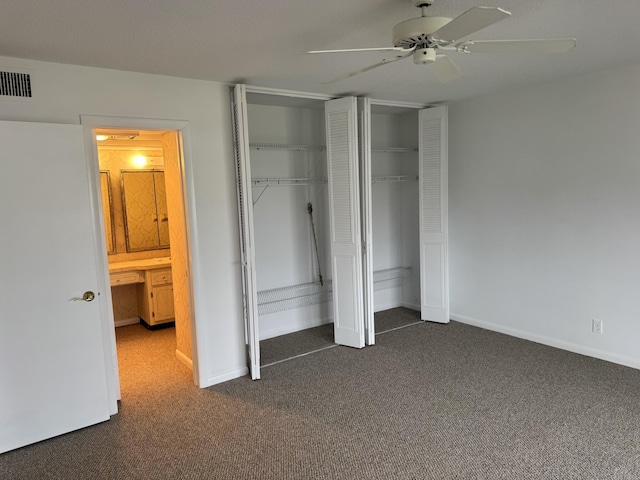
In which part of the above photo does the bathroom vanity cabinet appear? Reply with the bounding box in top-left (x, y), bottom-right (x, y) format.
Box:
top-left (137, 267), bottom-right (175, 327)
top-left (109, 259), bottom-right (175, 329)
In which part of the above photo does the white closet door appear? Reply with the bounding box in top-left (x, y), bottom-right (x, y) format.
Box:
top-left (232, 84), bottom-right (261, 379)
top-left (325, 97), bottom-right (365, 348)
top-left (418, 107), bottom-right (450, 323)
top-left (0, 120), bottom-right (110, 453)
top-left (358, 98), bottom-right (375, 345)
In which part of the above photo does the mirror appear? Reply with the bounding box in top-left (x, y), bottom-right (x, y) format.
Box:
top-left (99, 171), bottom-right (116, 254)
top-left (121, 170), bottom-right (170, 252)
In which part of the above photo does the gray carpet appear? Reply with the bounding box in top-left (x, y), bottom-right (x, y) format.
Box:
top-left (260, 323), bottom-right (334, 366)
top-left (3, 309), bottom-right (640, 479)
top-left (260, 307), bottom-right (421, 365)
top-left (374, 306), bottom-right (422, 332)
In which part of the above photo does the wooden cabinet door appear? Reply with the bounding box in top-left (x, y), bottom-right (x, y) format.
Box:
top-left (153, 284), bottom-right (175, 322)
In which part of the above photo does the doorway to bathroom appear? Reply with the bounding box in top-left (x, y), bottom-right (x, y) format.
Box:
top-left (91, 124), bottom-right (198, 402)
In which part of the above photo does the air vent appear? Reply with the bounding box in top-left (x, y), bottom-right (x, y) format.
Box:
top-left (0, 70), bottom-right (32, 98)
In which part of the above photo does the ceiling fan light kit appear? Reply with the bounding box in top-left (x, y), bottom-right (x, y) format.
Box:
top-left (309, 0), bottom-right (576, 84)
top-left (414, 48), bottom-right (437, 64)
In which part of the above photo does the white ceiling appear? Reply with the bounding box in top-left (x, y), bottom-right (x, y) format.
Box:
top-left (2, 0), bottom-right (640, 104)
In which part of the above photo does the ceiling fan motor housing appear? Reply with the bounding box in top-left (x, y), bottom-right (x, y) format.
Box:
top-left (413, 48), bottom-right (436, 64)
top-left (392, 16), bottom-right (451, 48)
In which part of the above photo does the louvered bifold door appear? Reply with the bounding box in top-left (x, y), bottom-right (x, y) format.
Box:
top-left (232, 84), bottom-right (261, 379)
top-left (418, 107), bottom-right (450, 323)
top-left (358, 98), bottom-right (375, 345)
top-left (325, 97), bottom-right (365, 349)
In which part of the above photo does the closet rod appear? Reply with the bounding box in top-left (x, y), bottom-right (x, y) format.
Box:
top-left (252, 177), bottom-right (328, 187)
top-left (249, 142), bottom-right (325, 152)
top-left (372, 175), bottom-right (418, 184)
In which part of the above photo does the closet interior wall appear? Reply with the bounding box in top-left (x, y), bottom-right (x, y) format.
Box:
top-left (246, 96), bottom-right (332, 340)
top-left (370, 107), bottom-right (420, 313)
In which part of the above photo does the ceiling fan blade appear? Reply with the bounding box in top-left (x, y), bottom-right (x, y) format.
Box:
top-left (430, 6), bottom-right (511, 44)
top-left (459, 38), bottom-right (577, 54)
top-left (308, 47), bottom-right (412, 54)
top-left (430, 55), bottom-right (462, 83)
top-left (322, 50), bottom-right (414, 84)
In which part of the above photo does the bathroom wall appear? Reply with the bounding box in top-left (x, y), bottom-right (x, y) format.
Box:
top-left (98, 148), bottom-right (171, 263)
top-left (99, 147), bottom-right (173, 324)
top-left (162, 131), bottom-right (193, 364)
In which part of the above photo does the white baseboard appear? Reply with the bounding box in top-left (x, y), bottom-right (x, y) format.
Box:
top-left (175, 349), bottom-right (193, 370)
top-left (375, 301), bottom-right (420, 313)
top-left (260, 316), bottom-right (332, 340)
top-left (450, 312), bottom-right (640, 371)
top-left (374, 301), bottom-right (403, 313)
top-left (114, 317), bottom-right (140, 328)
top-left (401, 302), bottom-right (420, 312)
top-left (203, 366), bottom-right (249, 387)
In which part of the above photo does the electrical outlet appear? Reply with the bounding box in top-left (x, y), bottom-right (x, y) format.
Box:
top-left (592, 319), bottom-right (603, 334)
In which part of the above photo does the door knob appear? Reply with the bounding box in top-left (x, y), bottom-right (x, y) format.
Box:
top-left (72, 291), bottom-right (95, 302)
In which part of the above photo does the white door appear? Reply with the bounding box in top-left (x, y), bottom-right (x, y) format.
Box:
top-left (0, 120), bottom-right (111, 453)
top-left (418, 107), bottom-right (450, 323)
top-left (358, 98), bottom-right (375, 345)
top-left (232, 84), bottom-right (261, 379)
top-left (325, 97), bottom-right (365, 348)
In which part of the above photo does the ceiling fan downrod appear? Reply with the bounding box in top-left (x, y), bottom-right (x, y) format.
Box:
top-left (413, 1), bottom-right (434, 17)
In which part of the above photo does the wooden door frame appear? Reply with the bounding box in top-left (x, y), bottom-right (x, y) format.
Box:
top-left (80, 115), bottom-right (201, 414)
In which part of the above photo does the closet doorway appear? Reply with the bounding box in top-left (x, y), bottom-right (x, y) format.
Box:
top-left (85, 119), bottom-right (199, 403)
top-left (360, 100), bottom-right (449, 345)
top-left (233, 87), bottom-right (367, 380)
top-left (233, 88), bottom-right (449, 380)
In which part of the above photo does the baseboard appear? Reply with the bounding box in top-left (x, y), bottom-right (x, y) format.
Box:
top-left (260, 316), bottom-right (332, 340)
top-left (203, 367), bottom-right (249, 387)
top-left (175, 349), bottom-right (193, 370)
top-left (114, 317), bottom-right (140, 328)
top-left (374, 301), bottom-right (403, 313)
top-left (401, 302), bottom-right (420, 312)
top-left (450, 312), bottom-right (640, 371)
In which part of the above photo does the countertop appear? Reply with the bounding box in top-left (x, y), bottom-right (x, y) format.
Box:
top-left (108, 257), bottom-right (172, 273)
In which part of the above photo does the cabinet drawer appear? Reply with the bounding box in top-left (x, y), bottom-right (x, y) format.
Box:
top-left (110, 271), bottom-right (144, 286)
top-left (151, 269), bottom-right (172, 285)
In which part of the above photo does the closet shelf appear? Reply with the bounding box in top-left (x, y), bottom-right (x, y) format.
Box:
top-left (373, 267), bottom-right (411, 291)
top-left (371, 147), bottom-right (418, 153)
top-left (372, 175), bottom-right (418, 184)
top-left (251, 177), bottom-right (328, 187)
top-left (256, 267), bottom-right (411, 316)
top-left (257, 281), bottom-right (331, 316)
top-left (250, 142), bottom-right (325, 152)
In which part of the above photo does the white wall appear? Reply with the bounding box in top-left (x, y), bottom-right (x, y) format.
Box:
top-left (449, 64), bottom-right (640, 369)
top-left (0, 56), bottom-right (247, 386)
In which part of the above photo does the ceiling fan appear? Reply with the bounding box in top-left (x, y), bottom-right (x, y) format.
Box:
top-left (308, 0), bottom-right (576, 84)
